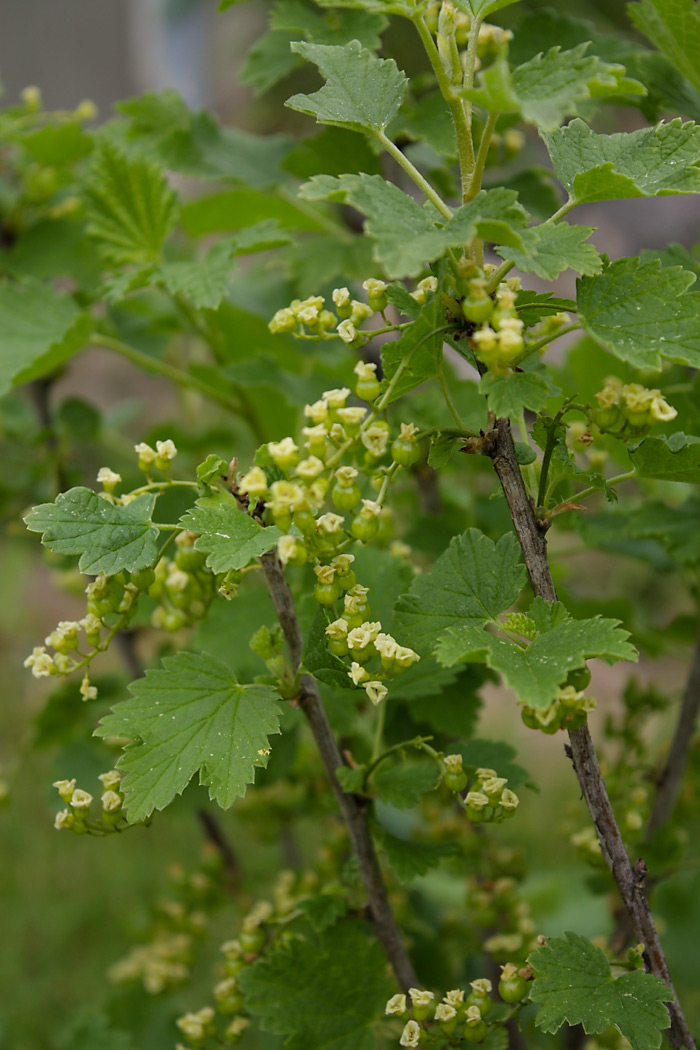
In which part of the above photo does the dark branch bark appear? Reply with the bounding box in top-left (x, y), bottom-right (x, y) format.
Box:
top-left (647, 623), bottom-right (700, 838)
top-left (485, 418), bottom-right (695, 1050)
top-left (260, 551), bottom-right (417, 992)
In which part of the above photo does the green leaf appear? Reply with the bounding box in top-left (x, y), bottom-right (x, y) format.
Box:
top-left (25, 488), bottom-right (159, 576)
top-left (374, 759), bottom-right (441, 808)
top-left (179, 497), bottom-right (282, 572)
top-left (394, 529), bottom-right (526, 655)
top-left (516, 290), bottom-right (577, 328)
top-left (529, 931), bottom-right (672, 1050)
top-left (58, 1011), bottom-right (137, 1050)
top-left (543, 118), bottom-right (700, 204)
top-left (85, 142), bottom-right (178, 265)
top-left (629, 0), bottom-right (700, 94)
top-left (238, 919), bottom-right (393, 1050)
top-left (23, 122), bottom-right (93, 166)
top-left (299, 176), bottom-right (526, 278)
top-left (157, 241), bottom-right (236, 309)
top-left (480, 371), bottom-right (554, 418)
top-left (158, 225), bottom-right (289, 310)
top-left (297, 893), bottom-right (349, 931)
top-left (302, 609), bottom-right (354, 688)
top-left (96, 651), bottom-right (282, 821)
top-left (497, 222), bottom-right (602, 280)
top-left (272, 1), bottom-right (386, 49)
top-left (463, 0), bottom-right (522, 16)
top-left (375, 823), bottom-right (458, 881)
top-left (577, 256), bottom-right (700, 370)
top-left (435, 604), bottom-right (637, 707)
top-left (628, 432), bottom-right (700, 483)
top-left (463, 44), bottom-right (644, 132)
top-left (286, 40), bottom-right (407, 134)
top-left (460, 739), bottom-right (533, 791)
top-left (0, 278), bottom-right (92, 397)
top-left (381, 281), bottom-right (447, 401)
top-left (181, 187), bottom-right (325, 237)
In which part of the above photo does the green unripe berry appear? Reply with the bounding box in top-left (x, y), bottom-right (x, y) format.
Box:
top-left (521, 708), bottom-right (539, 730)
top-left (314, 581), bottom-right (341, 605)
top-left (594, 406), bottom-right (621, 431)
top-left (444, 771), bottom-right (468, 793)
top-left (332, 484), bottom-right (361, 511)
top-left (462, 296), bottom-right (494, 325)
top-left (130, 566), bottom-right (156, 591)
top-left (562, 709), bottom-right (588, 730)
top-left (498, 974), bottom-right (529, 1004)
top-left (565, 665), bottom-right (591, 691)
top-left (328, 637), bottom-right (348, 657)
top-left (293, 509), bottom-right (317, 535)
top-left (356, 377), bottom-right (381, 402)
top-left (224, 957), bottom-right (246, 977)
top-left (337, 569), bottom-right (357, 591)
top-left (162, 609), bottom-right (187, 631)
top-left (273, 509), bottom-right (293, 532)
top-left (391, 438), bottom-right (421, 468)
top-left (466, 992), bottom-right (492, 1018)
top-left (350, 515), bottom-right (379, 542)
top-left (175, 546), bottom-right (207, 572)
top-left (239, 927), bottom-right (266, 953)
top-left (463, 1021), bottom-right (488, 1043)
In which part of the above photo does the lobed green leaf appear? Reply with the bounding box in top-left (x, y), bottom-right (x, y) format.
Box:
top-left (238, 919), bottom-right (393, 1050)
top-left (394, 529), bottom-right (526, 655)
top-left (577, 256), bottom-right (700, 370)
top-left (286, 40), bottom-right (407, 134)
top-left (543, 117), bottom-right (700, 204)
top-left (25, 488), bottom-right (159, 576)
top-left (529, 931), bottom-right (672, 1050)
top-left (628, 432), bottom-right (700, 483)
top-left (179, 496), bottom-right (283, 573)
top-left (96, 651), bottom-right (282, 821)
top-left (463, 43), bottom-right (644, 132)
top-left (85, 141), bottom-right (178, 265)
top-left (0, 278), bottom-right (92, 397)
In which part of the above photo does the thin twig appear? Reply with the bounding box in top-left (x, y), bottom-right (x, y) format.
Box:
top-left (647, 622), bottom-right (700, 838)
top-left (197, 808), bottom-right (240, 882)
top-left (483, 417), bottom-right (695, 1050)
top-left (259, 551), bottom-right (417, 991)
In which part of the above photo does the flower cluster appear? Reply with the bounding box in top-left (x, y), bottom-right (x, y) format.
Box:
top-left (269, 278), bottom-right (388, 346)
top-left (326, 615), bottom-right (419, 705)
top-left (464, 276), bottom-right (526, 374)
top-left (466, 876), bottom-right (537, 964)
top-left (386, 968), bottom-right (529, 1047)
top-left (424, 1), bottom-right (513, 55)
top-left (520, 679), bottom-right (596, 735)
top-left (456, 765), bottom-right (520, 824)
top-left (176, 872), bottom-right (326, 1050)
top-left (237, 386), bottom-right (421, 704)
top-left (52, 769), bottom-right (127, 835)
top-left (593, 377), bottom-right (677, 434)
top-left (269, 277), bottom-right (438, 348)
top-left (110, 846), bottom-right (224, 995)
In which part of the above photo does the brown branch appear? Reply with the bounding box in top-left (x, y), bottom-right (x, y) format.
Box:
top-left (260, 550), bottom-right (417, 992)
top-left (197, 808), bottom-right (240, 883)
top-left (484, 417), bottom-right (695, 1050)
top-left (647, 622), bottom-right (700, 838)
